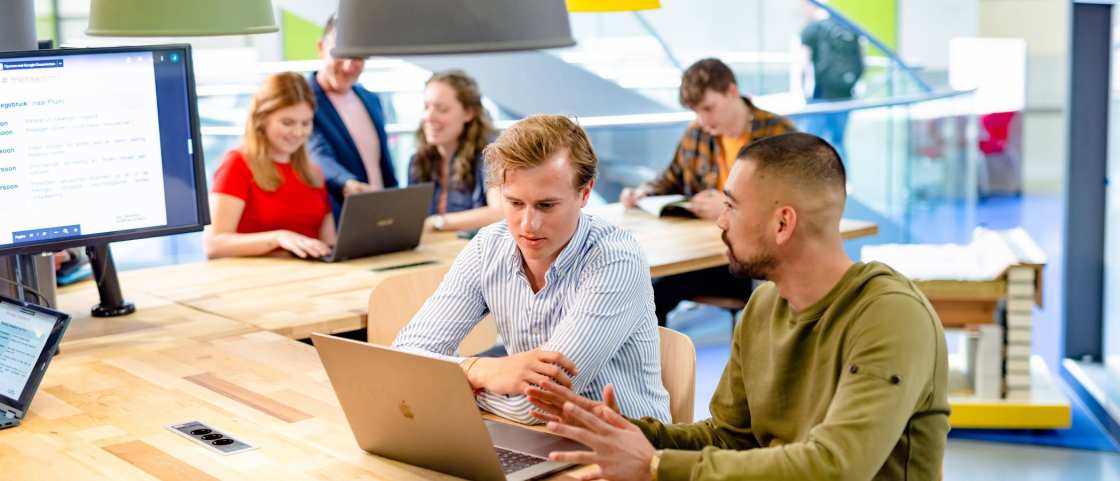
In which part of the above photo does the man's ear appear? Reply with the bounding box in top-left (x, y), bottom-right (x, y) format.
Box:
top-left (726, 83), bottom-right (740, 99)
top-left (578, 178), bottom-right (596, 207)
top-left (774, 206), bottom-right (797, 245)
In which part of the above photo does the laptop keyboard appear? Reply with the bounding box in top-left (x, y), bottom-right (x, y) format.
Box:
top-left (496, 447), bottom-right (547, 474)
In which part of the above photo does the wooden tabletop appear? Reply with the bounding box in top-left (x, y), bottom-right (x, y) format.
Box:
top-left (57, 209), bottom-right (877, 340)
top-left (586, 204), bottom-right (879, 277)
top-left (4, 304), bottom-right (588, 481)
top-left (14, 209), bottom-right (878, 479)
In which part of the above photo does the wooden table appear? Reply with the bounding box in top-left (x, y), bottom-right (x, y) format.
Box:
top-left (5, 209), bottom-right (879, 479)
top-left (58, 209), bottom-right (878, 341)
top-left (3, 306), bottom-right (589, 480)
top-left (587, 204), bottom-right (880, 277)
top-left (87, 231), bottom-right (468, 339)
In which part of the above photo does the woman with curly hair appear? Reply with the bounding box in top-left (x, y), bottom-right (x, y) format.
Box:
top-left (409, 70), bottom-right (501, 232)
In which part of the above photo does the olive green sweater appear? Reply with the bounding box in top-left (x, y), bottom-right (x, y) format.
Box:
top-left (634, 262), bottom-right (950, 481)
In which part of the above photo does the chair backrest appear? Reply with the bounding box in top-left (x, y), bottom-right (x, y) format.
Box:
top-left (658, 326), bottom-right (696, 423)
top-left (366, 264), bottom-right (497, 356)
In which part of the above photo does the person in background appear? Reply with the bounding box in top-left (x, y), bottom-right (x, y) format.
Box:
top-left (52, 248), bottom-right (87, 285)
top-left (204, 72), bottom-right (334, 259)
top-left (409, 70), bottom-right (502, 232)
top-left (798, 0), bottom-right (864, 162)
top-left (619, 58), bottom-right (797, 326)
top-left (307, 13), bottom-right (398, 221)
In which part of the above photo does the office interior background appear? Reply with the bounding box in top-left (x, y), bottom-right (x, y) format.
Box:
top-left (7, 0), bottom-right (1120, 478)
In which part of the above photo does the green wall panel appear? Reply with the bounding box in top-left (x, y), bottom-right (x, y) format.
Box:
top-left (830, 0), bottom-right (896, 56)
top-left (282, 9), bottom-right (323, 61)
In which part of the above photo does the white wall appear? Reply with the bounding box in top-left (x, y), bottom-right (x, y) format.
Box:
top-left (898, 0), bottom-right (979, 70)
top-left (570, 0), bottom-right (803, 64)
top-left (897, 0), bottom-right (1068, 195)
top-left (978, 0), bottom-right (1070, 195)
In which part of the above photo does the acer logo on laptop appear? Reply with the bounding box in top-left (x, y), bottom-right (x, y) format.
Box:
top-left (377, 218), bottom-right (395, 227)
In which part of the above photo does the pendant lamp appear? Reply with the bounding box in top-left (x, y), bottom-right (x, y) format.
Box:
top-left (331, 0), bottom-right (575, 57)
top-left (87, 0), bottom-right (278, 37)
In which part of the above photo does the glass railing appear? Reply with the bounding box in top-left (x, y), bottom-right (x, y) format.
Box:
top-left (577, 90), bottom-right (979, 255)
top-left (556, 1), bottom-right (933, 103)
top-left (118, 80), bottom-right (975, 273)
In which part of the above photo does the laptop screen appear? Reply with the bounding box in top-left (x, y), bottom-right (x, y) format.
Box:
top-left (0, 297), bottom-right (69, 413)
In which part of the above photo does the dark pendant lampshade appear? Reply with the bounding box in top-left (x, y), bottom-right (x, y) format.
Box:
top-left (331, 0), bottom-right (576, 57)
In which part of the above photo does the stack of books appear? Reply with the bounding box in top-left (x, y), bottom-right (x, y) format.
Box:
top-left (862, 227), bottom-right (1046, 400)
top-left (1004, 266), bottom-right (1036, 399)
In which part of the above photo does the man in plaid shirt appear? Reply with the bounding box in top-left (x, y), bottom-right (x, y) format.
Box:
top-left (620, 58), bottom-right (796, 325)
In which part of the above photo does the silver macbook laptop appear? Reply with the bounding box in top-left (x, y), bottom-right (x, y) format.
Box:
top-left (316, 183), bottom-right (434, 262)
top-left (311, 333), bottom-right (583, 481)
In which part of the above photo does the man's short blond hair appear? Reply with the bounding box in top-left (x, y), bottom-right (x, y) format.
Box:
top-left (484, 115), bottom-right (597, 190)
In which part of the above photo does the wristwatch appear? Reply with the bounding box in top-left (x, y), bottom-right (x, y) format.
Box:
top-left (431, 214), bottom-right (446, 231)
top-left (649, 450), bottom-right (662, 481)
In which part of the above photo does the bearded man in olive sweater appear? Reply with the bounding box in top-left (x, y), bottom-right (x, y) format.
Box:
top-left (528, 132), bottom-right (950, 481)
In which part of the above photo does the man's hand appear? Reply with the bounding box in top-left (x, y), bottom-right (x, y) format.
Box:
top-left (342, 179), bottom-right (376, 196)
top-left (620, 187), bottom-right (648, 209)
top-left (687, 189), bottom-right (724, 220)
top-left (528, 379), bottom-right (618, 425)
top-left (467, 349), bottom-right (578, 396)
top-left (546, 399), bottom-right (656, 481)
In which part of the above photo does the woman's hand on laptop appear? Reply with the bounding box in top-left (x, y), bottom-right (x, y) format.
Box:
top-left (465, 349), bottom-right (578, 396)
top-left (342, 179), bottom-right (376, 196)
top-left (527, 380), bottom-right (619, 425)
top-left (274, 231), bottom-right (332, 258)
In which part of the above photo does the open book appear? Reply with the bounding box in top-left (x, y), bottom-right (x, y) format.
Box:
top-left (636, 194), bottom-right (697, 218)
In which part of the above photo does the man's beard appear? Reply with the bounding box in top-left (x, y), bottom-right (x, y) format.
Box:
top-left (722, 231), bottom-right (776, 280)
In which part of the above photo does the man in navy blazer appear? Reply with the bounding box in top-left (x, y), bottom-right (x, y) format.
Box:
top-left (307, 14), bottom-right (399, 220)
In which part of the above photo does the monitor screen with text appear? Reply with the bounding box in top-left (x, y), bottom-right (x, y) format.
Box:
top-left (0, 45), bottom-right (208, 255)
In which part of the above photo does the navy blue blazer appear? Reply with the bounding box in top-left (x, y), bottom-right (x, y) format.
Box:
top-left (307, 72), bottom-right (399, 220)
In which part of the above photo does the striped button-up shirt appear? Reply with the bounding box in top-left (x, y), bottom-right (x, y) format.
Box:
top-left (393, 213), bottom-right (671, 424)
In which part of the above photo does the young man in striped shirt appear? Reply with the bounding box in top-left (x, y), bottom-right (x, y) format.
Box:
top-left (393, 115), bottom-right (671, 425)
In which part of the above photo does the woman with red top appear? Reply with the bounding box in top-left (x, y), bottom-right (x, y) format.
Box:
top-left (203, 72), bottom-right (335, 259)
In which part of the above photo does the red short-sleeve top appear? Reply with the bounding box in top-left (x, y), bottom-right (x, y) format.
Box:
top-left (211, 149), bottom-right (330, 239)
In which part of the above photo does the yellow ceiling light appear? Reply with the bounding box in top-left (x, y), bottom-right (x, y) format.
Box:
top-left (568, 0), bottom-right (661, 12)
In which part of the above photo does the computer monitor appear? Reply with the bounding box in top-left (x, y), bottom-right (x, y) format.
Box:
top-left (0, 44), bottom-right (209, 257)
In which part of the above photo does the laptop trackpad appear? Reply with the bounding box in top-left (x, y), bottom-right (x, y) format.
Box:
top-left (485, 420), bottom-right (588, 458)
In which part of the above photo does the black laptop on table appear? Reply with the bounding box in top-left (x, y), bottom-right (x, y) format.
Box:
top-left (315, 183), bottom-right (435, 263)
top-left (0, 294), bottom-right (71, 430)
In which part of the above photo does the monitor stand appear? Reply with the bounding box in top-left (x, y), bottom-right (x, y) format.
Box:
top-left (87, 244), bottom-right (135, 317)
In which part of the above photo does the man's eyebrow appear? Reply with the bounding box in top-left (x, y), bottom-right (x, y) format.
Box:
top-left (504, 195), bottom-right (562, 203)
top-left (722, 189), bottom-right (737, 204)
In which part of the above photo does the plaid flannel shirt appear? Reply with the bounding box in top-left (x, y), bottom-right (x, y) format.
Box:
top-left (643, 97), bottom-right (796, 196)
